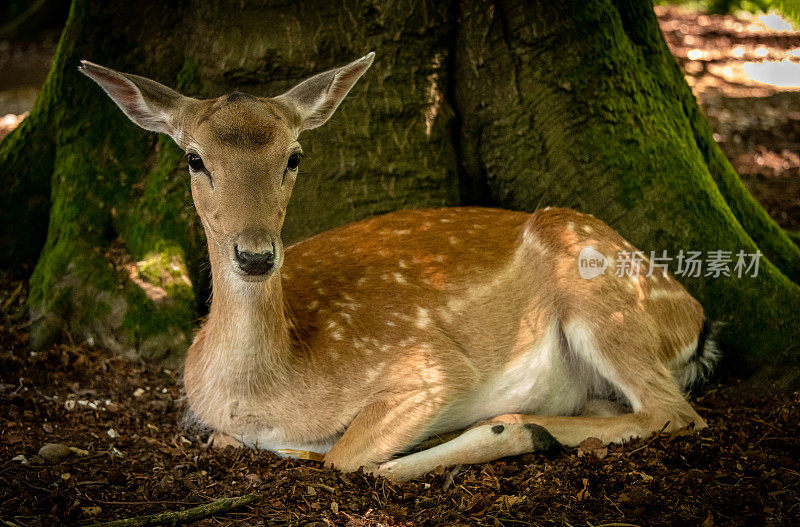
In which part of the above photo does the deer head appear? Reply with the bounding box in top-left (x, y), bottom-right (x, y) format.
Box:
top-left (80, 53), bottom-right (374, 282)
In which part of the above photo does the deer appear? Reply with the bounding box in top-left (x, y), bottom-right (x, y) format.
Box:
top-left (80, 52), bottom-right (719, 482)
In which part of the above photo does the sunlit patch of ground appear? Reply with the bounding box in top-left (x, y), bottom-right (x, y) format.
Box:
top-left (0, 112), bottom-right (27, 141)
top-left (0, 32), bottom-right (57, 140)
top-left (657, 6), bottom-right (800, 230)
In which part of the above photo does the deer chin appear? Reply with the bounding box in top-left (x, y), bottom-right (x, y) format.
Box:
top-left (233, 269), bottom-right (276, 283)
top-left (240, 273), bottom-right (272, 283)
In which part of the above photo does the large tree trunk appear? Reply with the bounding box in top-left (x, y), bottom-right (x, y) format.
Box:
top-left (1, 0), bottom-right (798, 368)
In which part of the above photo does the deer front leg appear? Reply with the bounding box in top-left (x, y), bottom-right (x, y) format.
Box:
top-left (375, 422), bottom-right (560, 482)
top-left (206, 430), bottom-right (245, 449)
top-left (324, 392), bottom-right (451, 475)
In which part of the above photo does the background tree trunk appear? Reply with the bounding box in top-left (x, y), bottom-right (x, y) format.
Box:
top-left (1, 0), bottom-right (797, 368)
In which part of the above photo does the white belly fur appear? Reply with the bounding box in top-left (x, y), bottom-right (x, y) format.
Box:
top-left (430, 320), bottom-right (587, 434)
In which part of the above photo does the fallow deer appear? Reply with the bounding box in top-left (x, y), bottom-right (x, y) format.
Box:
top-left (80, 52), bottom-right (718, 481)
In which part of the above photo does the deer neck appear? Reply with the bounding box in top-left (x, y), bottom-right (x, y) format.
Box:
top-left (202, 243), bottom-right (293, 389)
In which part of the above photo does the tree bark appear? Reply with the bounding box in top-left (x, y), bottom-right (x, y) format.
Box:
top-left (0, 0), bottom-right (797, 368)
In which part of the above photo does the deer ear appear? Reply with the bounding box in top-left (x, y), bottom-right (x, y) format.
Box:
top-left (275, 52), bottom-right (374, 133)
top-left (79, 60), bottom-right (191, 142)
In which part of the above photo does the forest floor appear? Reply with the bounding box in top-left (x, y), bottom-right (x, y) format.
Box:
top-left (2, 6), bottom-right (800, 527)
top-left (1, 275), bottom-right (799, 527)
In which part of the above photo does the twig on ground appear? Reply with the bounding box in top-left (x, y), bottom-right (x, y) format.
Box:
top-left (627, 422), bottom-right (671, 456)
top-left (90, 493), bottom-right (261, 527)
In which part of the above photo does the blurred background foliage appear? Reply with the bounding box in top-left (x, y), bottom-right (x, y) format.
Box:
top-left (0, 0), bottom-right (69, 41)
top-left (657, 0), bottom-right (800, 23)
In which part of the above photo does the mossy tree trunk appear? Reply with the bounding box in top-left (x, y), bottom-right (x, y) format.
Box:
top-left (1, 0), bottom-right (797, 368)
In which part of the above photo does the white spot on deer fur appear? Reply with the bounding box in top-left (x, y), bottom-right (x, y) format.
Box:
top-left (398, 259), bottom-right (408, 269)
top-left (398, 337), bottom-right (418, 347)
top-left (326, 320), bottom-right (339, 330)
top-left (394, 273), bottom-right (407, 284)
top-left (332, 330), bottom-right (343, 341)
top-left (648, 288), bottom-right (684, 301)
top-left (393, 312), bottom-right (412, 322)
top-left (447, 298), bottom-right (466, 312)
top-left (582, 225), bottom-right (593, 233)
top-left (415, 307), bottom-right (432, 329)
top-left (395, 229), bottom-right (411, 235)
top-left (386, 320), bottom-right (396, 327)
top-left (364, 367), bottom-right (382, 382)
top-left (566, 222), bottom-right (575, 231)
top-left (307, 300), bottom-right (319, 310)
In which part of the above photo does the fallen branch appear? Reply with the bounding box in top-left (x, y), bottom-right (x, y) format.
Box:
top-left (91, 493), bottom-right (261, 527)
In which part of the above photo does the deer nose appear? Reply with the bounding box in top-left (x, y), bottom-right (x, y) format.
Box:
top-left (234, 244), bottom-right (275, 275)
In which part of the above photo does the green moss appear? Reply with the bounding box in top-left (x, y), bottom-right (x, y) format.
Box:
top-left (120, 282), bottom-right (192, 363)
top-left (787, 230), bottom-right (800, 248)
top-left (23, 1), bottom-right (201, 359)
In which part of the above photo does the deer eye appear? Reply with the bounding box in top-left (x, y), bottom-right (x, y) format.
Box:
top-left (287, 152), bottom-right (303, 171)
top-left (187, 153), bottom-right (205, 172)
